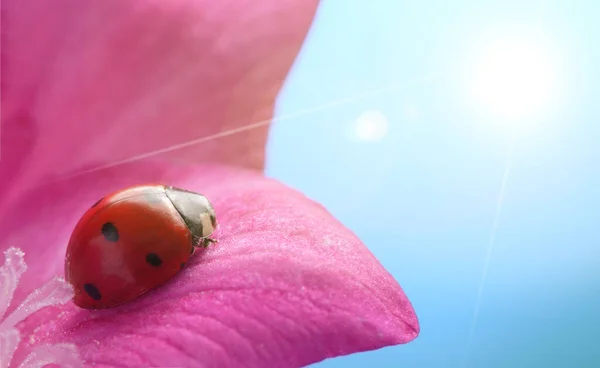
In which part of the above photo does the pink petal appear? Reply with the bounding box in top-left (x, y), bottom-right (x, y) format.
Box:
top-left (0, 0), bottom-right (318, 200)
top-left (13, 162), bottom-right (418, 367)
top-left (1, 0), bottom-right (316, 308)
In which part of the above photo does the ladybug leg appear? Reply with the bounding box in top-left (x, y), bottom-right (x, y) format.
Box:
top-left (198, 237), bottom-right (219, 248)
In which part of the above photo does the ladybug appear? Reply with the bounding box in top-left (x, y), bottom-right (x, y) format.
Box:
top-left (64, 184), bottom-right (218, 309)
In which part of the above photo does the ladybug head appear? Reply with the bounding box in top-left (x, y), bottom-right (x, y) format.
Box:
top-left (164, 186), bottom-right (217, 245)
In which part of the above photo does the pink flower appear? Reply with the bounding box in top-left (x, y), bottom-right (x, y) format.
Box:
top-left (0, 1), bottom-right (419, 367)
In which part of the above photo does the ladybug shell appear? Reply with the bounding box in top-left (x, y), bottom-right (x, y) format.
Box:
top-left (65, 184), bottom-right (217, 309)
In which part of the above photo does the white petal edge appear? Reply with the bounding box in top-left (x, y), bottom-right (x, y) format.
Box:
top-left (0, 248), bottom-right (80, 367)
top-left (17, 343), bottom-right (83, 368)
top-left (0, 328), bottom-right (20, 368)
top-left (0, 248), bottom-right (27, 320)
top-left (0, 276), bottom-right (73, 331)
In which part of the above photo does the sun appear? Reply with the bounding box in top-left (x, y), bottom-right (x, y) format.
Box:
top-left (469, 29), bottom-right (560, 122)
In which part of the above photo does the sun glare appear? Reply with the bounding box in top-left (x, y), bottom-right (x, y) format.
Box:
top-left (469, 30), bottom-right (560, 121)
top-left (353, 110), bottom-right (389, 142)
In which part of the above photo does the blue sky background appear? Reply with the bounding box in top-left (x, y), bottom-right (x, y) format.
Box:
top-left (265, 1), bottom-right (600, 367)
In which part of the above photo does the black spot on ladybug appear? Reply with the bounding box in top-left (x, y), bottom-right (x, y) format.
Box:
top-left (101, 222), bottom-right (119, 242)
top-left (180, 263), bottom-right (185, 269)
top-left (83, 283), bottom-right (102, 300)
top-left (91, 197), bottom-right (103, 208)
top-left (146, 253), bottom-right (162, 267)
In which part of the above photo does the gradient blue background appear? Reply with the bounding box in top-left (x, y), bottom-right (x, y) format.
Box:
top-left (265, 1), bottom-right (600, 367)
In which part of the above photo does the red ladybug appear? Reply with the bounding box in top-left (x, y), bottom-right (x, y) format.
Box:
top-left (65, 184), bottom-right (218, 309)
